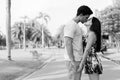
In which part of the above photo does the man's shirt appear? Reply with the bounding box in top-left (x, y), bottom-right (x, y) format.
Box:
top-left (64, 20), bottom-right (84, 61)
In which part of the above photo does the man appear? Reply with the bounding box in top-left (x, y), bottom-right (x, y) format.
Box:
top-left (64, 5), bottom-right (93, 80)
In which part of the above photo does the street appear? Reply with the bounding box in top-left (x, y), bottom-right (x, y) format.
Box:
top-left (21, 51), bottom-right (120, 80)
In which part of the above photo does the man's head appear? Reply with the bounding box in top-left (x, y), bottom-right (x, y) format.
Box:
top-left (76, 5), bottom-right (93, 23)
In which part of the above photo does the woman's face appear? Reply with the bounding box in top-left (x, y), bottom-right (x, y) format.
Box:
top-left (84, 18), bottom-right (92, 31)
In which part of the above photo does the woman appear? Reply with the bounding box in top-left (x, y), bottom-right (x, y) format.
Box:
top-left (77, 17), bottom-right (103, 80)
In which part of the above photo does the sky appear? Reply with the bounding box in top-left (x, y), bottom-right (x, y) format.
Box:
top-left (0, 0), bottom-right (113, 36)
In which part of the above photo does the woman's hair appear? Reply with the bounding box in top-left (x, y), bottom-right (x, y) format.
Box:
top-left (89, 17), bottom-right (101, 52)
top-left (77, 5), bottom-right (93, 16)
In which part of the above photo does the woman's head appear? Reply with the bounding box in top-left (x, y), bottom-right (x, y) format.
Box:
top-left (90, 17), bottom-right (101, 33)
top-left (90, 17), bottom-right (101, 52)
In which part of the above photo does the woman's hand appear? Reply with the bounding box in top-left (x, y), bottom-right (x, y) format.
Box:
top-left (77, 62), bottom-right (84, 72)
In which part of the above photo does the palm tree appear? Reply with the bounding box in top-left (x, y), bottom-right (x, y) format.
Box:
top-left (35, 12), bottom-right (50, 47)
top-left (29, 20), bottom-right (52, 48)
top-left (11, 22), bottom-right (24, 48)
top-left (6, 0), bottom-right (11, 60)
top-left (21, 16), bottom-right (29, 50)
top-left (42, 26), bottom-right (52, 47)
top-left (29, 20), bottom-right (42, 47)
top-left (11, 19), bottom-right (52, 48)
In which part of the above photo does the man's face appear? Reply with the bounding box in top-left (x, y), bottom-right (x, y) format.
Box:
top-left (80, 15), bottom-right (90, 23)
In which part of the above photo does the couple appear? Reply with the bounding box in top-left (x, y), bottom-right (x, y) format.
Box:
top-left (64, 5), bottom-right (103, 80)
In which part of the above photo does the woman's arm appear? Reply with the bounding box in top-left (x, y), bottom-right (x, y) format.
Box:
top-left (77, 31), bottom-right (96, 72)
top-left (82, 31), bottom-right (96, 63)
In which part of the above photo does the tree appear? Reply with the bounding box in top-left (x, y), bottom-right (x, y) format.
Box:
top-left (35, 12), bottom-right (50, 47)
top-left (28, 20), bottom-right (42, 47)
top-left (98, 5), bottom-right (120, 49)
top-left (6, 0), bottom-right (12, 60)
top-left (99, 6), bottom-right (120, 35)
top-left (21, 16), bottom-right (29, 50)
top-left (54, 25), bottom-right (65, 48)
top-left (112, 0), bottom-right (120, 8)
top-left (29, 20), bottom-right (52, 47)
top-left (43, 26), bottom-right (52, 47)
top-left (0, 31), bottom-right (6, 48)
top-left (11, 18), bottom-right (52, 48)
top-left (11, 22), bottom-right (24, 48)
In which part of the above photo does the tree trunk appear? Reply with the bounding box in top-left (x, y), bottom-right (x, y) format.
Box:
top-left (42, 26), bottom-right (44, 48)
top-left (23, 20), bottom-right (26, 50)
top-left (6, 0), bottom-right (12, 60)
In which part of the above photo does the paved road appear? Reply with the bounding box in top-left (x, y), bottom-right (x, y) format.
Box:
top-left (23, 52), bottom-right (120, 80)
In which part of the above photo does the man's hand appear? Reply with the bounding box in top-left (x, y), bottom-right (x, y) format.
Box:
top-left (71, 61), bottom-right (79, 72)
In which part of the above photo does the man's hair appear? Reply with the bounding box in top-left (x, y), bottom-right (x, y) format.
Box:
top-left (77, 5), bottom-right (93, 16)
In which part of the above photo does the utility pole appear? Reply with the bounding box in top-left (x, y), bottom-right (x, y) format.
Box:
top-left (6, 0), bottom-right (12, 60)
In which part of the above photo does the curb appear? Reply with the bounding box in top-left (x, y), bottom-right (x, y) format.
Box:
top-left (15, 56), bottom-right (54, 80)
top-left (100, 55), bottom-right (120, 65)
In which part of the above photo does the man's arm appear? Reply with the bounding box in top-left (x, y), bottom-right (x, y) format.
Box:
top-left (64, 36), bottom-right (75, 62)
